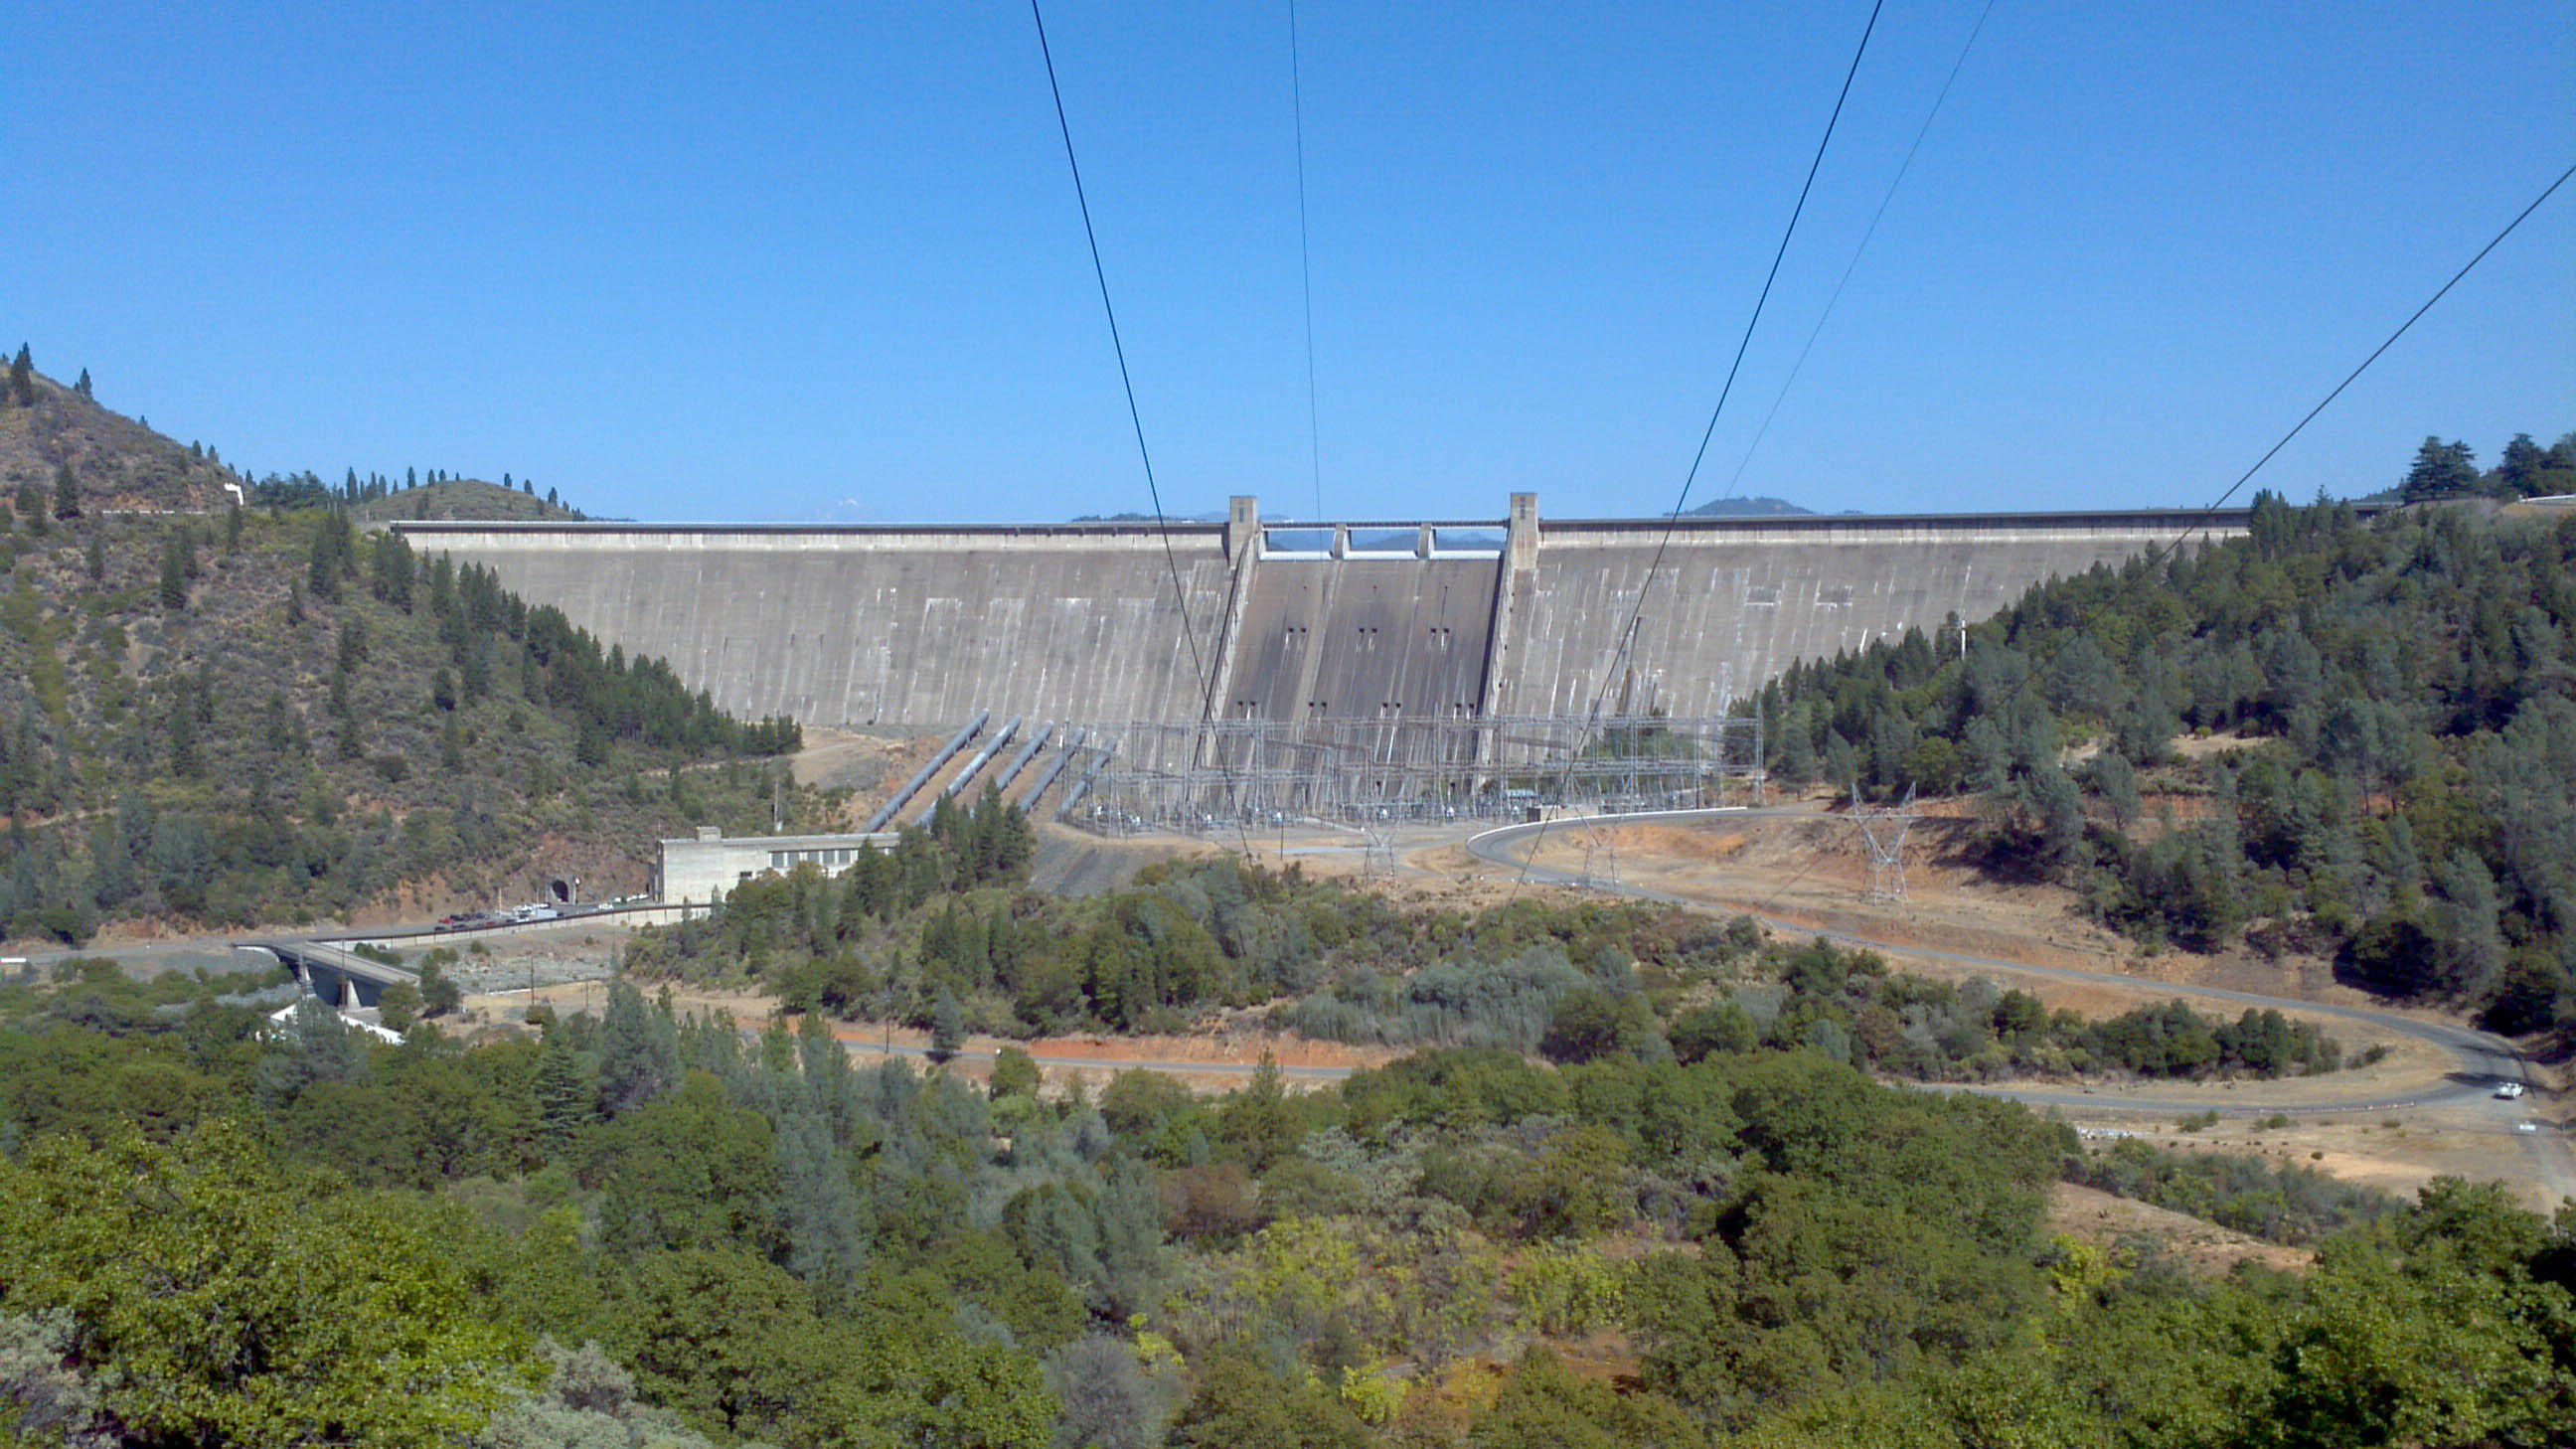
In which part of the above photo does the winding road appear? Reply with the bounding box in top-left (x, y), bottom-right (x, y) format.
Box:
top-left (1464, 809), bottom-right (2534, 1112)
top-left (23, 807), bottom-right (2564, 1201)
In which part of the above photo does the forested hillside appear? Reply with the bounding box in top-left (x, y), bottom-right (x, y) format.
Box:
top-left (1756, 478), bottom-right (2575, 1042)
top-left (0, 948), bottom-right (2564, 1446)
top-left (0, 499), bottom-right (799, 941)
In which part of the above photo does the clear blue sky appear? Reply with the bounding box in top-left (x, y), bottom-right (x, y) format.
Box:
top-left (6, 2), bottom-right (2569, 523)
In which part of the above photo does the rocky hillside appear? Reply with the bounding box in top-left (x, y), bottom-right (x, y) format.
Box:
top-left (1, 347), bottom-right (242, 513)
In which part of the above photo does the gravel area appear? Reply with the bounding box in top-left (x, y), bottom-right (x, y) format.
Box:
top-left (441, 954), bottom-right (613, 996)
top-left (389, 924), bottom-right (629, 997)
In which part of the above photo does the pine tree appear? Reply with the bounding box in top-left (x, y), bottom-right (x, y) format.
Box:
top-left (158, 539), bottom-right (188, 609)
top-left (7, 344), bottom-right (31, 405)
top-left (534, 1038), bottom-right (594, 1160)
top-left (168, 695), bottom-right (202, 778)
top-left (929, 990), bottom-right (966, 1063)
top-left (2400, 437), bottom-right (2479, 501)
top-left (52, 465), bottom-right (79, 521)
top-left (1220, 1049), bottom-right (1294, 1172)
top-left (74, 369), bottom-right (90, 399)
top-left (775, 1108), bottom-right (870, 1296)
top-left (597, 979), bottom-right (679, 1115)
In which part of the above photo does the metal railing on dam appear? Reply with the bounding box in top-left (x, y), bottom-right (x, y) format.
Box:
top-left (394, 495), bottom-right (2267, 773)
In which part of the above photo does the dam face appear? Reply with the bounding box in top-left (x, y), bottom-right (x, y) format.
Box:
top-left (396, 496), bottom-right (2245, 775)
top-left (396, 523), bottom-right (1235, 731)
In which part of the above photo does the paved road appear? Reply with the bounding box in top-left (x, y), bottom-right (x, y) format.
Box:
top-left (1465, 809), bottom-right (2543, 1121)
top-left (5, 938), bottom-right (268, 981)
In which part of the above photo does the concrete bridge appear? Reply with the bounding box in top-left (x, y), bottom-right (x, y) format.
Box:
top-left (395, 495), bottom-right (2260, 791)
top-left (238, 939), bottom-right (415, 1010)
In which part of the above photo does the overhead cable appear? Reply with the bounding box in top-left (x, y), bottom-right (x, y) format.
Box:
top-left (1722, 0), bottom-right (1997, 499)
top-left (1509, 0), bottom-right (1887, 900)
top-left (1029, 0), bottom-right (1254, 851)
top-left (1290, 0), bottom-right (1326, 522)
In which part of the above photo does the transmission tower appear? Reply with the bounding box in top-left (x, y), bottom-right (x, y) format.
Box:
top-left (1570, 822), bottom-right (1621, 889)
top-left (1362, 823), bottom-right (1398, 880)
top-left (1849, 782), bottom-right (1920, 902)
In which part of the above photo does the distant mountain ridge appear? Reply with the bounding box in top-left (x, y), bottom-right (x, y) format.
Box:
top-left (1687, 496), bottom-right (1817, 517)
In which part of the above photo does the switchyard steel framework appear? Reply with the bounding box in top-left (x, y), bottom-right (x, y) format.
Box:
top-left (1060, 714), bottom-right (1762, 834)
top-left (1851, 784), bottom-right (1921, 902)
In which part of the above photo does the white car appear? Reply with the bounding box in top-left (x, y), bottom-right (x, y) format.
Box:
top-left (2496, 1081), bottom-right (2527, 1099)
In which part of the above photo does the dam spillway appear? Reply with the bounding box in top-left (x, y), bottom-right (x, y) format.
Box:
top-left (395, 495), bottom-right (2247, 800)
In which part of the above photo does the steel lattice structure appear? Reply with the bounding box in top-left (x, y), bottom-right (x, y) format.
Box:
top-left (1849, 783), bottom-right (1921, 902)
top-left (1062, 714), bottom-right (1761, 834)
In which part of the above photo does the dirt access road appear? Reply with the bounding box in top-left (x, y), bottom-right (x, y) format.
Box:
top-left (1465, 807), bottom-right (2575, 1209)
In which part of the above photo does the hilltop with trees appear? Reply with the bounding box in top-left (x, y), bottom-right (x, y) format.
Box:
top-left (0, 346), bottom-right (242, 514)
top-left (2391, 430), bottom-right (2576, 502)
top-left (3, 345), bottom-right (593, 523)
top-left (350, 476), bottom-right (589, 523)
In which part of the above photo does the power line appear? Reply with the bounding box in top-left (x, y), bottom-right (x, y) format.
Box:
top-left (1771, 156), bottom-right (2576, 828)
top-left (1510, 0), bottom-right (1886, 900)
top-left (1722, 0), bottom-right (1996, 500)
top-left (1664, 0), bottom-right (1887, 530)
top-left (2130, 156), bottom-right (2576, 575)
top-left (1028, 0), bottom-right (1255, 855)
top-left (1028, 0), bottom-right (1208, 697)
top-left (1289, 0), bottom-right (1325, 522)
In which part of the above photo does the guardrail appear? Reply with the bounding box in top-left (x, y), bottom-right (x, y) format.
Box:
top-left (321, 900), bottom-right (715, 950)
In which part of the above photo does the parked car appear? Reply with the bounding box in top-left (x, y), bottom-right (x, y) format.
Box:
top-left (2496, 1081), bottom-right (2527, 1099)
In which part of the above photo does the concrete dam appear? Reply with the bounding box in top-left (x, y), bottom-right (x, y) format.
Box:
top-left (396, 496), bottom-right (2244, 821)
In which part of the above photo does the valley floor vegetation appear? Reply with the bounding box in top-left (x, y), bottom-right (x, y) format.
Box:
top-left (632, 832), bottom-right (2360, 1089)
top-left (0, 941), bottom-right (2566, 1448)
